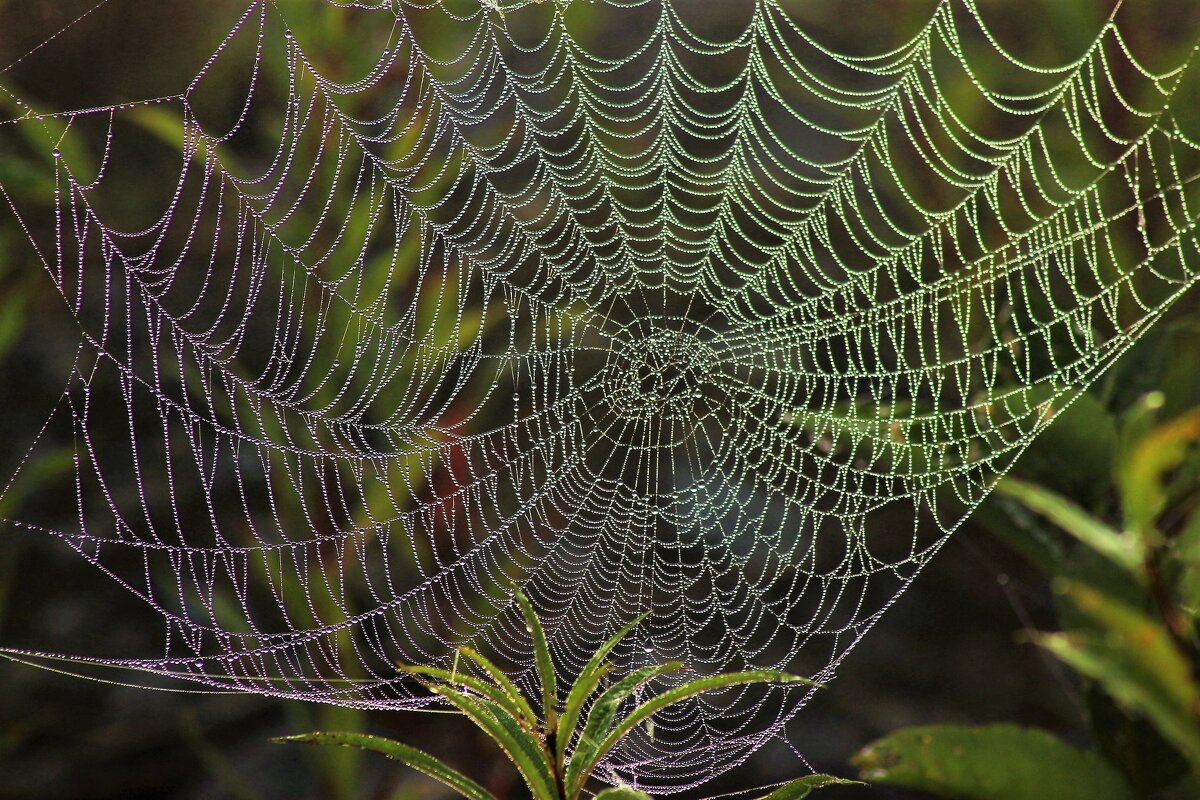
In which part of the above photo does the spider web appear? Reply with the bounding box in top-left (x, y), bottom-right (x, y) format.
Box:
top-left (1, 0), bottom-right (1200, 790)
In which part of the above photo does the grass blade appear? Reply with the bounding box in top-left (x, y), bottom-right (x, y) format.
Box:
top-left (586, 671), bottom-right (814, 791)
top-left (275, 731), bottom-right (499, 800)
top-left (433, 684), bottom-right (559, 800)
top-left (457, 647), bottom-right (540, 727)
top-left (1037, 581), bottom-right (1200, 762)
top-left (996, 478), bottom-right (1143, 571)
top-left (757, 775), bottom-right (862, 800)
top-left (398, 660), bottom-right (533, 728)
top-left (515, 590), bottom-right (558, 730)
top-left (564, 662), bottom-right (684, 797)
top-left (557, 613), bottom-right (649, 765)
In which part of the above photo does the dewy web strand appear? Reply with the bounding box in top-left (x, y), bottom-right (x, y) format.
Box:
top-left (1, 0), bottom-right (1199, 791)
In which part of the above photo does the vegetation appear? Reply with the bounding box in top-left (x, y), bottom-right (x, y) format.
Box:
top-left (1, 3), bottom-right (1199, 799)
top-left (280, 591), bottom-right (854, 800)
top-left (854, 373), bottom-right (1200, 798)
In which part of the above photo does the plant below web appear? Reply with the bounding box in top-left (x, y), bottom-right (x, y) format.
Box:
top-left (852, 396), bottom-right (1200, 799)
top-left (278, 591), bottom-right (855, 800)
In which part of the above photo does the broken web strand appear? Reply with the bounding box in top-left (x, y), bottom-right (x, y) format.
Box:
top-left (0, 0), bottom-right (1198, 792)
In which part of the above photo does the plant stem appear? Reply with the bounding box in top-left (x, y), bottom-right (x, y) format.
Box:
top-left (546, 730), bottom-right (567, 800)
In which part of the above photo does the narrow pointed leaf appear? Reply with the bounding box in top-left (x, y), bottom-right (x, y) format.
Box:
top-left (564, 661), bottom-right (684, 797)
top-left (756, 775), bottom-right (862, 800)
top-left (275, 732), bottom-right (499, 800)
top-left (558, 613), bottom-right (649, 765)
top-left (558, 662), bottom-right (612, 765)
top-left (397, 661), bottom-right (531, 727)
top-left (456, 646), bottom-right (540, 727)
top-left (594, 787), bottom-right (652, 800)
top-left (1120, 410), bottom-right (1200, 540)
top-left (995, 478), bottom-right (1142, 572)
top-left (586, 670), bottom-right (814, 790)
top-left (432, 685), bottom-right (559, 800)
top-left (1037, 581), bottom-right (1200, 762)
top-left (515, 590), bottom-right (558, 729)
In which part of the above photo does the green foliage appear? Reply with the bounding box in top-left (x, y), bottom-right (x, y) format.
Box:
top-left (277, 732), bottom-right (499, 800)
top-left (515, 589), bottom-right (559, 734)
top-left (994, 480), bottom-right (1143, 571)
top-left (756, 775), bottom-right (862, 800)
top-left (593, 788), bottom-right (652, 800)
top-left (279, 592), bottom-right (842, 800)
top-left (852, 724), bottom-right (1132, 800)
top-left (1035, 582), bottom-right (1200, 762)
top-left (858, 384), bottom-right (1200, 798)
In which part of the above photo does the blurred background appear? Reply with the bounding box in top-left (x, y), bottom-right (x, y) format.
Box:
top-left (2, 1), bottom-right (1200, 798)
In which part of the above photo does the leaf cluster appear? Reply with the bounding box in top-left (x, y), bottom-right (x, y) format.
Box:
top-left (853, 378), bottom-right (1200, 799)
top-left (279, 591), bottom-right (851, 800)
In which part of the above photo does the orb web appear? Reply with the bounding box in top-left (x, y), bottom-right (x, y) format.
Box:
top-left (1, 0), bottom-right (1199, 791)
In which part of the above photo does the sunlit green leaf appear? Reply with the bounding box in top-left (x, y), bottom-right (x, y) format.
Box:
top-left (593, 787), bottom-right (651, 800)
top-left (579, 670), bottom-right (814, 798)
top-left (515, 590), bottom-right (558, 730)
top-left (564, 661), bottom-right (684, 797)
top-left (431, 685), bottom-right (558, 800)
top-left (458, 646), bottom-right (540, 727)
top-left (1038, 582), bottom-right (1200, 763)
top-left (1120, 410), bottom-right (1200, 544)
top-left (397, 660), bottom-right (534, 728)
top-left (755, 774), bottom-right (861, 800)
top-left (851, 724), bottom-right (1131, 800)
top-left (275, 731), bottom-right (499, 800)
top-left (996, 478), bottom-right (1143, 572)
top-left (557, 613), bottom-right (648, 766)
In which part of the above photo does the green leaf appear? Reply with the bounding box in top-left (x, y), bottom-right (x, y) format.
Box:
top-left (1037, 582), bottom-right (1200, 762)
top-left (851, 724), bottom-right (1131, 800)
top-left (558, 613), bottom-right (648, 766)
top-left (995, 478), bottom-right (1143, 572)
top-left (756, 775), bottom-right (862, 800)
top-left (1176, 511), bottom-right (1200, 621)
top-left (458, 647), bottom-right (541, 727)
top-left (514, 590), bottom-right (558, 730)
top-left (577, 670), bottom-right (813, 798)
top-left (430, 684), bottom-right (559, 800)
top-left (593, 787), bottom-right (651, 800)
top-left (564, 661), bottom-right (684, 797)
top-left (1120, 410), bottom-right (1200, 543)
top-left (275, 731), bottom-right (499, 800)
top-left (397, 659), bottom-right (534, 728)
